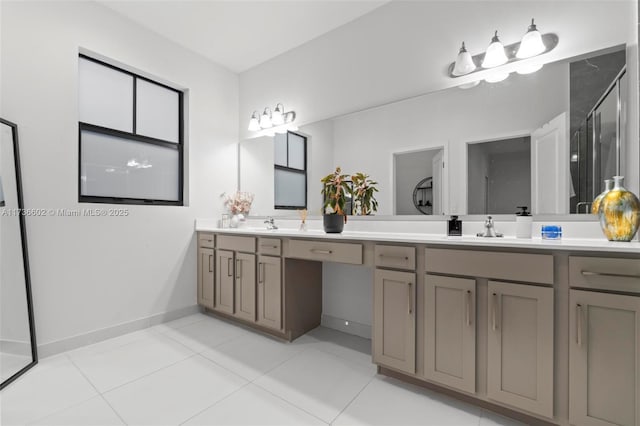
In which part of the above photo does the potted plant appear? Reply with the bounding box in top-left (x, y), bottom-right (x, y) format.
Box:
top-left (321, 167), bottom-right (351, 233)
top-left (352, 172), bottom-right (378, 215)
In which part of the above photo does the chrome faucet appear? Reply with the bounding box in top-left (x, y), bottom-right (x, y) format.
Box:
top-left (264, 217), bottom-right (278, 230)
top-left (477, 216), bottom-right (503, 238)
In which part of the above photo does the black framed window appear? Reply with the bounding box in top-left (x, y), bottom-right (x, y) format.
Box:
top-left (274, 131), bottom-right (307, 209)
top-left (78, 54), bottom-right (184, 205)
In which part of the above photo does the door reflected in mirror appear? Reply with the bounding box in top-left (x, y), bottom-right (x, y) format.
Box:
top-left (467, 137), bottom-right (531, 215)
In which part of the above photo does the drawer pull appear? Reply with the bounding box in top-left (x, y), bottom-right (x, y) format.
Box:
top-left (261, 245), bottom-right (279, 249)
top-left (407, 282), bottom-right (413, 315)
top-left (227, 257), bottom-right (233, 277)
top-left (236, 259), bottom-right (242, 279)
top-left (581, 270), bottom-right (640, 279)
top-left (492, 293), bottom-right (498, 331)
top-left (465, 290), bottom-right (472, 326)
top-left (576, 304), bottom-right (583, 346)
top-left (208, 255), bottom-right (213, 273)
top-left (379, 254), bottom-right (409, 261)
top-left (311, 249), bottom-right (333, 255)
top-left (258, 262), bottom-right (264, 283)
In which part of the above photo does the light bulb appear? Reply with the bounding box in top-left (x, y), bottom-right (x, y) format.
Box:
top-left (516, 19), bottom-right (546, 59)
top-left (248, 111), bottom-right (260, 131)
top-left (260, 108), bottom-right (272, 129)
top-left (452, 42), bottom-right (476, 76)
top-left (482, 31), bottom-right (508, 68)
top-left (271, 103), bottom-right (284, 126)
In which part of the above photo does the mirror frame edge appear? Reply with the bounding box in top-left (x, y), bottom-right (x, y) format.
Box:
top-left (0, 117), bottom-right (38, 391)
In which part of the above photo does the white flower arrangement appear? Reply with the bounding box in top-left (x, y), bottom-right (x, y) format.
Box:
top-left (223, 191), bottom-right (254, 215)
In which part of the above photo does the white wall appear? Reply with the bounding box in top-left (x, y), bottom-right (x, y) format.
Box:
top-left (1, 1), bottom-right (238, 350)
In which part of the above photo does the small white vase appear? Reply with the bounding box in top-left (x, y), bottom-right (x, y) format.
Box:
top-left (229, 213), bottom-right (245, 228)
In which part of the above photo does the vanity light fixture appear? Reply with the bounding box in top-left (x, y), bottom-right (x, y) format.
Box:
top-left (260, 107), bottom-right (272, 129)
top-left (248, 111), bottom-right (261, 131)
top-left (447, 19), bottom-right (558, 84)
top-left (516, 19), bottom-right (546, 59)
top-left (482, 31), bottom-right (508, 68)
top-left (452, 42), bottom-right (476, 76)
top-left (248, 103), bottom-right (297, 133)
top-left (271, 103), bottom-right (285, 126)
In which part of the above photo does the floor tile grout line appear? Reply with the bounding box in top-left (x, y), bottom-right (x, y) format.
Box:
top-left (65, 329), bottom-right (162, 361)
top-left (250, 380), bottom-right (331, 425)
top-left (177, 381), bottom-right (253, 425)
top-left (23, 354), bottom-right (103, 426)
top-left (98, 393), bottom-right (129, 425)
top-left (98, 352), bottom-right (198, 395)
top-left (328, 373), bottom-right (376, 425)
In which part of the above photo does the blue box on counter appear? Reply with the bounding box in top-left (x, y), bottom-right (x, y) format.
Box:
top-left (541, 225), bottom-right (562, 240)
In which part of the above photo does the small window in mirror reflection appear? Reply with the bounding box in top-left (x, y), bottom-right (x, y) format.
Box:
top-left (274, 131), bottom-right (307, 209)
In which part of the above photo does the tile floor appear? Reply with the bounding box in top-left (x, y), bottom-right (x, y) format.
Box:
top-left (0, 313), bottom-right (524, 425)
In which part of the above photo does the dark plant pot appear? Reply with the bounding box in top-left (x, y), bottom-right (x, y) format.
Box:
top-left (323, 214), bottom-right (345, 233)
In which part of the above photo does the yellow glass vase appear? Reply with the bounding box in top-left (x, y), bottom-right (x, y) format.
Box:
top-left (598, 176), bottom-right (640, 241)
top-left (591, 179), bottom-right (613, 214)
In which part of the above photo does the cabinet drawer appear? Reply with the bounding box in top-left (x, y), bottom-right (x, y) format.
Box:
top-left (258, 238), bottom-right (281, 256)
top-left (288, 239), bottom-right (362, 265)
top-left (198, 232), bottom-right (214, 248)
top-left (569, 256), bottom-right (640, 294)
top-left (375, 245), bottom-right (415, 270)
top-left (425, 248), bottom-right (553, 284)
top-left (217, 235), bottom-right (256, 253)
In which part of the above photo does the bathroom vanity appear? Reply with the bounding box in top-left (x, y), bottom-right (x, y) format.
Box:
top-left (195, 225), bottom-right (640, 426)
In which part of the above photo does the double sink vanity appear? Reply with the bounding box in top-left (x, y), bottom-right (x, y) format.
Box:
top-left (195, 222), bottom-right (640, 426)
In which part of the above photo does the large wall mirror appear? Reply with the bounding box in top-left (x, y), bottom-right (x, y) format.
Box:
top-left (0, 118), bottom-right (37, 390)
top-left (240, 44), bottom-right (633, 218)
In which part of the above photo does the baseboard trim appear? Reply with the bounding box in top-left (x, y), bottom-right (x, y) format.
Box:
top-left (0, 339), bottom-right (32, 357)
top-left (38, 305), bottom-right (200, 358)
top-left (321, 314), bottom-right (371, 339)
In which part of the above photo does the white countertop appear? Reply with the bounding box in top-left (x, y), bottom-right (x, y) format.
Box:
top-left (195, 223), bottom-right (640, 254)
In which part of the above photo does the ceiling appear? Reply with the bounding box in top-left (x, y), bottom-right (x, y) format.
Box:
top-left (98, 0), bottom-right (389, 73)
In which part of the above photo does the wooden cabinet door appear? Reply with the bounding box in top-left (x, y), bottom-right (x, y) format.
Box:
top-left (487, 281), bottom-right (554, 418)
top-left (570, 290), bottom-right (640, 426)
top-left (424, 274), bottom-right (475, 394)
top-left (197, 247), bottom-right (215, 309)
top-left (257, 255), bottom-right (282, 330)
top-left (373, 269), bottom-right (416, 374)
top-left (234, 253), bottom-right (256, 322)
top-left (215, 249), bottom-right (235, 315)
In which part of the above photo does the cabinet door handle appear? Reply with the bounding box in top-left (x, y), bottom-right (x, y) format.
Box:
top-left (465, 290), bottom-right (472, 326)
top-left (227, 257), bottom-right (233, 277)
top-left (258, 262), bottom-right (264, 283)
top-left (310, 249), bottom-right (332, 255)
top-left (576, 304), bottom-right (583, 346)
top-left (236, 259), bottom-right (241, 279)
top-left (380, 254), bottom-right (409, 261)
top-left (261, 244), bottom-right (278, 249)
top-left (208, 255), bottom-right (213, 273)
top-left (407, 282), bottom-right (413, 315)
top-left (581, 270), bottom-right (640, 279)
top-left (492, 293), bottom-right (498, 331)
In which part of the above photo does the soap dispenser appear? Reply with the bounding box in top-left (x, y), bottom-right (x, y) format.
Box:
top-left (515, 206), bottom-right (532, 238)
top-left (448, 215), bottom-right (462, 236)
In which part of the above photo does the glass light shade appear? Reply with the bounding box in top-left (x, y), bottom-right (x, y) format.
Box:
top-left (271, 103), bottom-right (284, 125)
top-left (481, 31), bottom-right (508, 68)
top-left (516, 20), bottom-right (545, 59)
top-left (484, 71), bottom-right (510, 83)
top-left (516, 63), bottom-right (543, 74)
top-left (260, 108), bottom-right (272, 129)
top-left (452, 42), bottom-right (476, 76)
top-left (248, 111), bottom-right (260, 131)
